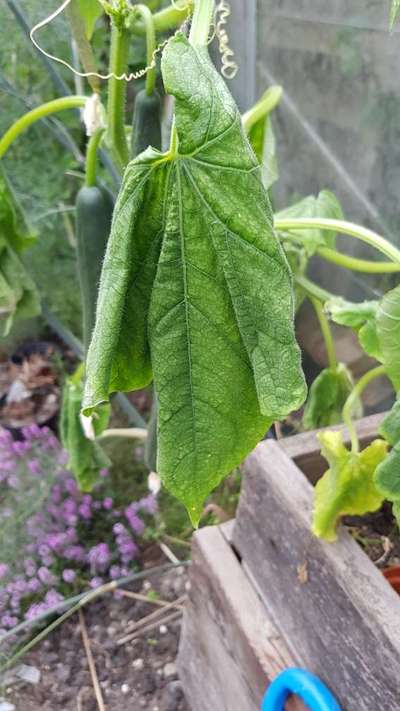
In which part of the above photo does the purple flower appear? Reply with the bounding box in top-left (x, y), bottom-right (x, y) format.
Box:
top-left (0, 564), bottom-right (9, 580)
top-left (1, 614), bottom-right (18, 629)
top-left (27, 459), bottom-right (42, 475)
top-left (139, 495), bottom-right (158, 515)
top-left (103, 497), bottom-right (113, 510)
top-left (88, 543), bottom-right (110, 572)
top-left (89, 577), bottom-right (103, 589)
top-left (78, 504), bottom-right (92, 520)
top-left (109, 565), bottom-right (121, 580)
top-left (62, 569), bottom-right (76, 583)
top-left (37, 567), bottom-right (56, 586)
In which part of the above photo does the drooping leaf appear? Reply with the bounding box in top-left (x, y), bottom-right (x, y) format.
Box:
top-left (75, 0), bottom-right (103, 39)
top-left (303, 363), bottom-right (361, 430)
top-left (61, 374), bottom-right (111, 491)
top-left (276, 190), bottom-right (344, 256)
top-left (312, 431), bottom-right (388, 541)
top-left (83, 33), bottom-right (306, 524)
top-left (390, 0), bottom-right (400, 29)
top-left (326, 296), bottom-right (382, 360)
top-left (376, 284), bottom-right (400, 391)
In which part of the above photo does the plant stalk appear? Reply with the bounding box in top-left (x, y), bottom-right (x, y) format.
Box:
top-left (242, 86), bottom-right (283, 133)
top-left (317, 246), bottom-right (400, 273)
top-left (310, 297), bottom-right (337, 371)
top-left (85, 128), bottom-right (105, 187)
top-left (274, 217), bottom-right (400, 265)
top-left (342, 365), bottom-right (387, 453)
top-left (0, 96), bottom-right (87, 159)
top-left (65, 0), bottom-right (101, 93)
top-left (107, 21), bottom-right (130, 171)
top-left (189, 0), bottom-right (214, 46)
top-left (135, 4), bottom-right (157, 95)
top-left (295, 274), bottom-right (334, 303)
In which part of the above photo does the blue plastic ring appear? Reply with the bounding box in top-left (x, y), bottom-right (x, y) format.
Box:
top-left (261, 668), bottom-right (343, 711)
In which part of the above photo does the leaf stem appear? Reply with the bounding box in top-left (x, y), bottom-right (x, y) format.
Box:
top-left (98, 427), bottom-right (147, 440)
top-left (65, 0), bottom-right (101, 93)
top-left (0, 96), bottom-right (87, 159)
top-left (310, 297), bottom-right (337, 371)
top-left (107, 21), bottom-right (130, 171)
top-left (317, 246), bottom-right (400, 273)
top-left (274, 217), bottom-right (400, 265)
top-left (134, 4), bottom-right (157, 95)
top-left (242, 86), bottom-right (283, 133)
top-left (342, 365), bottom-right (387, 453)
top-left (85, 128), bottom-right (105, 187)
top-left (295, 274), bottom-right (334, 303)
top-left (189, 0), bottom-right (214, 46)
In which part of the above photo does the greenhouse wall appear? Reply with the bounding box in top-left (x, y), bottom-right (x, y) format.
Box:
top-left (228, 0), bottom-right (400, 298)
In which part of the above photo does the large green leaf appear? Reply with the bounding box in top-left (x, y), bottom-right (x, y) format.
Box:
top-left (303, 363), bottom-right (360, 430)
top-left (377, 284), bottom-right (400, 391)
top-left (61, 373), bottom-right (111, 492)
top-left (276, 190), bottom-right (344, 256)
top-left (83, 33), bottom-right (306, 524)
top-left (312, 431), bottom-right (387, 541)
top-left (390, 0), bottom-right (400, 29)
top-left (75, 0), bottom-right (103, 39)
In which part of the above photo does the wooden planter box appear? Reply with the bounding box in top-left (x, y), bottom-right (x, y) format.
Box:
top-left (178, 413), bottom-right (400, 711)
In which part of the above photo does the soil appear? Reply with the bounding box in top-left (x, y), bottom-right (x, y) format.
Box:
top-left (344, 503), bottom-right (400, 571)
top-left (1, 568), bottom-right (191, 711)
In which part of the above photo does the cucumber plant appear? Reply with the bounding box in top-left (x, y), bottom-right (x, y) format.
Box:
top-left (1, 0), bottom-right (400, 534)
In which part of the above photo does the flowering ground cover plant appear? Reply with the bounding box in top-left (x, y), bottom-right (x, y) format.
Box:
top-left (0, 424), bottom-right (157, 638)
top-left (1, 0), bottom-right (400, 543)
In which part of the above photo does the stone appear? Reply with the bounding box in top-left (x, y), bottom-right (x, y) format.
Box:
top-left (163, 662), bottom-right (177, 679)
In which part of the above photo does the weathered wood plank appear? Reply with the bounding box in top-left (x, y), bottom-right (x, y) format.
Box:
top-left (233, 440), bottom-right (400, 711)
top-left (280, 412), bottom-right (386, 483)
top-left (178, 524), bottom-right (307, 711)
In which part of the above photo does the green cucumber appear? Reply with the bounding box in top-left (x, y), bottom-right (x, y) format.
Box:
top-left (75, 185), bottom-right (113, 353)
top-left (131, 88), bottom-right (162, 158)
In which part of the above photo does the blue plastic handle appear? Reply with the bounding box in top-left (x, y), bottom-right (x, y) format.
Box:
top-left (261, 668), bottom-right (343, 711)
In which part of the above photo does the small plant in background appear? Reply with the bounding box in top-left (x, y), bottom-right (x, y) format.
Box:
top-left (0, 425), bottom-right (157, 636)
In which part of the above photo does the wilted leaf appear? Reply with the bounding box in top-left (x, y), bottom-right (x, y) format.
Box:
top-left (313, 431), bottom-right (387, 541)
top-left (83, 33), bottom-right (306, 524)
top-left (61, 375), bottom-right (110, 491)
top-left (75, 0), bottom-right (103, 39)
top-left (0, 167), bottom-right (37, 253)
top-left (376, 284), bottom-right (400, 391)
top-left (303, 363), bottom-right (360, 430)
top-left (375, 399), bottom-right (400, 526)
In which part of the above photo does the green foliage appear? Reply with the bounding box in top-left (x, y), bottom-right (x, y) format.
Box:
top-left (312, 431), bottom-right (388, 541)
top-left (83, 33), bottom-right (306, 524)
top-left (76, 0), bottom-right (104, 38)
top-left (0, 169), bottom-right (40, 335)
top-left (303, 363), bottom-right (360, 429)
top-left (246, 87), bottom-right (282, 190)
top-left (390, 0), bottom-right (400, 29)
top-left (377, 284), bottom-right (400, 391)
top-left (326, 296), bottom-right (382, 360)
top-left (375, 400), bottom-right (400, 527)
top-left (61, 371), bottom-right (111, 491)
top-left (276, 190), bottom-right (344, 256)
